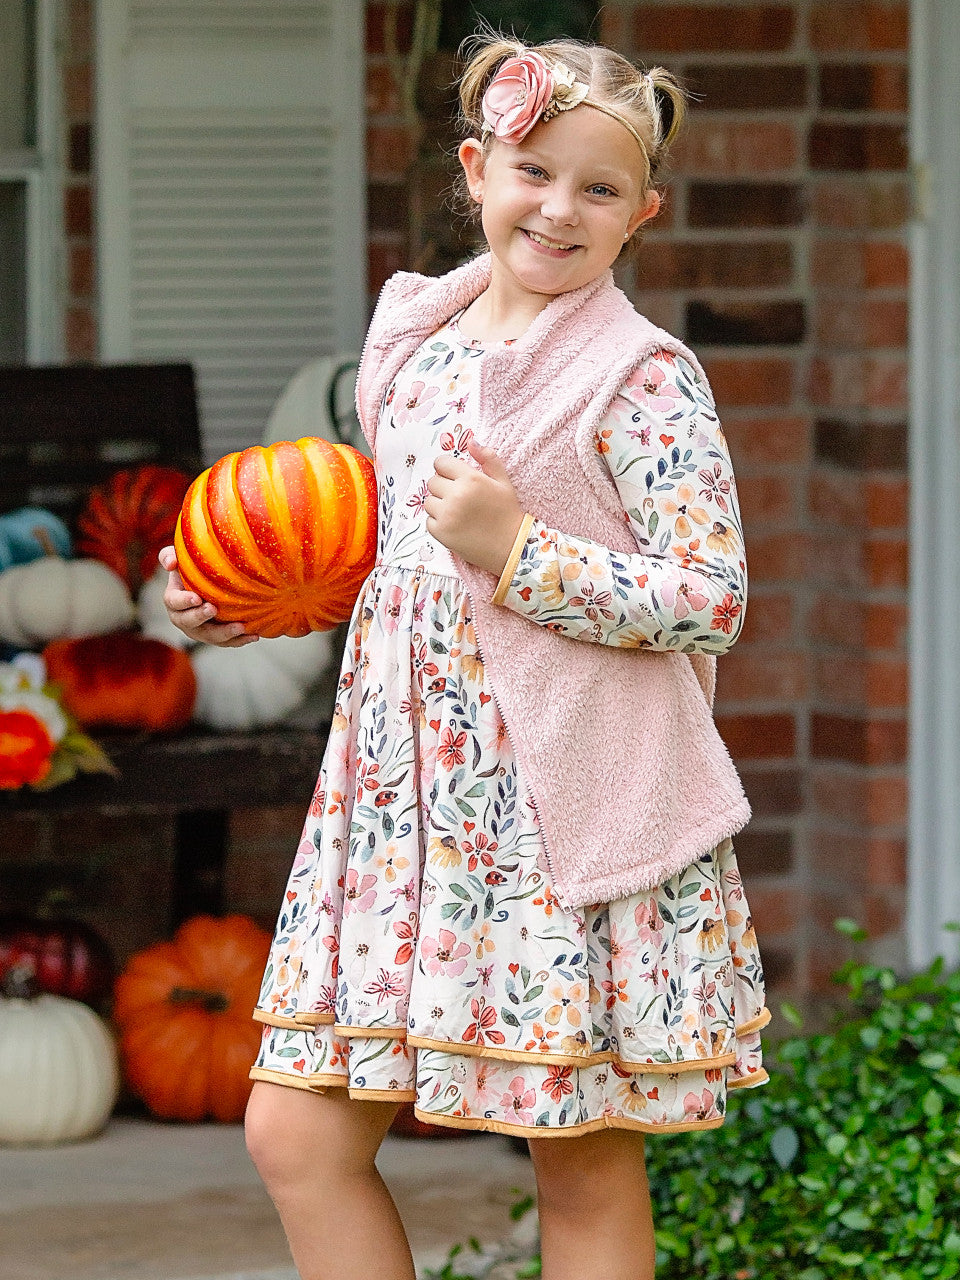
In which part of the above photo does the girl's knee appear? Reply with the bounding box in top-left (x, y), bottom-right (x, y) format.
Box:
top-left (529, 1129), bottom-right (648, 1216)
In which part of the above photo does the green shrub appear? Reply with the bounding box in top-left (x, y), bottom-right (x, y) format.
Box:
top-left (427, 923), bottom-right (960, 1280)
top-left (645, 921), bottom-right (960, 1280)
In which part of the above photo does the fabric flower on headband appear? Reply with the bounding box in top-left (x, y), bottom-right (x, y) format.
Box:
top-left (481, 51), bottom-right (588, 144)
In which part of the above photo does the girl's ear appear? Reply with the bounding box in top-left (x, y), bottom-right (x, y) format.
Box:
top-left (458, 138), bottom-right (486, 203)
top-left (627, 189), bottom-right (661, 237)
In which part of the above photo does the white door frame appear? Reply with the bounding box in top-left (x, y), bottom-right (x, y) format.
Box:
top-left (907, 0), bottom-right (960, 967)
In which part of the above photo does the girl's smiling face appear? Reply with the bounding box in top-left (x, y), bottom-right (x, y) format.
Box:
top-left (459, 105), bottom-right (660, 313)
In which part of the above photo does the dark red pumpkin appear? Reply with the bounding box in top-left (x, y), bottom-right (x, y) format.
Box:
top-left (77, 465), bottom-right (193, 594)
top-left (0, 914), bottom-right (115, 1005)
top-left (43, 633), bottom-right (196, 732)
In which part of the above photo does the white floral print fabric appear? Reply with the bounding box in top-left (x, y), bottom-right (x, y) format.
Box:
top-left (251, 318), bottom-right (769, 1135)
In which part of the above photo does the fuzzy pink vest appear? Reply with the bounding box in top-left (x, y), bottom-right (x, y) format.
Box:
top-left (356, 254), bottom-right (750, 909)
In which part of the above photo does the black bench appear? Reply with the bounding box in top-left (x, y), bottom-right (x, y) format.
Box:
top-left (0, 363), bottom-right (326, 923)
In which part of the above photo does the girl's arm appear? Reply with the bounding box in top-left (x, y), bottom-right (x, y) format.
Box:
top-left (495, 351), bottom-right (747, 654)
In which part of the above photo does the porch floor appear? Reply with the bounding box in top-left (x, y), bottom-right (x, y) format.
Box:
top-left (0, 1115), bottom-right (537, 1279)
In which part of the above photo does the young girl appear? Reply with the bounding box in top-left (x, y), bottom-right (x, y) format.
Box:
top-left (162, 34), bottom-right (768, 1280)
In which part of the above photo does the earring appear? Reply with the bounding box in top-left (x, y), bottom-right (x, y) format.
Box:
top-left (623, 232), bottom-right (630, 241)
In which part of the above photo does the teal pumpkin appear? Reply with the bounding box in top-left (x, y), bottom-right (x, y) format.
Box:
top-left (0, 508), bottom-right (72, 572)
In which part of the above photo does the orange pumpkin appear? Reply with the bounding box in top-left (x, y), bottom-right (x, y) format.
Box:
top-left (77, 465), bottom-right (193, 594)
top-left (112, 915), bottom-right (270, 1123)
top-left (173, 437), bottom-right (377, 638)
top-left (43, 633), bottom-right (196, 731)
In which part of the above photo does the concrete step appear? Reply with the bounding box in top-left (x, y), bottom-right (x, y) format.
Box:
top-left (0, 1116), bottom-right (537, 1280)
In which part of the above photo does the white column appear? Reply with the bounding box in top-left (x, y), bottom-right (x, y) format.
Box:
top-left (907, 0), bottom-right (960, 967)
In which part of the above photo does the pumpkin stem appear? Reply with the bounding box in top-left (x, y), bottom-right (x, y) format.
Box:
top-left (32, 526), bottom-right (59, 558)
top-left (168, 986), bottom-right (230, 1013)
top-left (1, 958), bottom-right (40, 1001)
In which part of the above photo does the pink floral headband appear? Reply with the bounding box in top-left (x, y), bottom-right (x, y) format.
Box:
top-left (481, 49), bottom-right (648, 155)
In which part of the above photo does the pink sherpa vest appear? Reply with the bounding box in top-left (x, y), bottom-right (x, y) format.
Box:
top-left (356, 253), bottom-right (751, 909)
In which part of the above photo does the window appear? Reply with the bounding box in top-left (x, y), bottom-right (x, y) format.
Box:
top-left (0, 0), bottom-right (61, 365)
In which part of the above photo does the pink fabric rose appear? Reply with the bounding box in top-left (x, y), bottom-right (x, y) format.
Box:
top-left (482, 51), bottom-right (554, 143)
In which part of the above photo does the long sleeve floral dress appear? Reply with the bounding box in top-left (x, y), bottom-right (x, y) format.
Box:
top-left (250, 314), bottom-right (770, 1135)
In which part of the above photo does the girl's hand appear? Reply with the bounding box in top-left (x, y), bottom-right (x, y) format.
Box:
top-left (424, 440), bottom-right (526, 576)
top-left (157, 545), bottom-right (260, 647)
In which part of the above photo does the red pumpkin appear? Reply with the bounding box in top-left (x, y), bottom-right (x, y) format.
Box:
top-left (112, 914), bottom-right (271, 1122)
top-left (0, 914), bottom-right (115, 1006)
top-left (43, 633), bottom-right (196, 731)
top-left (173, 437), bottom-right (377, 638)
top-left (77, 465), bottom-right (193, 593)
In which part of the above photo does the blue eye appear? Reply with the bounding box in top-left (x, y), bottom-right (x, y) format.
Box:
top-left (589, 184), bottom-right (617, 197)
top-left (520, 165), bottom-right (547, 179)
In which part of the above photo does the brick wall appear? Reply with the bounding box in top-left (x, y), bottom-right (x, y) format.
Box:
top-left (598, 0), bottom-right (911, 1001)
top-left (32, 2), bottom-right (912, 1006)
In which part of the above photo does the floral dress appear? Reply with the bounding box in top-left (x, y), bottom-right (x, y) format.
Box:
top-left (251, 315), bottom-right (770, 1135)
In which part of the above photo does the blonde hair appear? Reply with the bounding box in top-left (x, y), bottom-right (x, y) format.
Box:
top-left (457, 34), bottom-right (687, 194)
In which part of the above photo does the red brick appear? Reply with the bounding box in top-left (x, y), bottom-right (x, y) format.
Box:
top-left (635, 240), bottom-right (793, 289)
top-left (809, 3), bottom-right (909, 51)
top-left (673, 120), bottom-right (799, 174)
top-left (865, 537), bottom-right (908, 588)
top-left (864, 240), bottom-right (909, 286)
top-left (807, 530), bottom-right (866, 588)
top-left (809, 122), bottom-right (908, 172)
top-left (68, 243), bottom-right (95, 297)
top-left (865, 601), bottom-right (908, 650)
top-left (68, 0), bottom-right (93, 56)
top-left (366, 3), bottom-right (414, 55)
top-left (733, 828), bottom-right (794, 876)
top-left (807, 469), bottom-right (865, 528)
top-left (65, 305), bottom-right (96, 360)
top-left (868, 837), bottom-right (907, 887)
top-left (64, 185), bottom-right (92, 237)
top-left (813, 770), bottom-right (907, 826)
top-left (716, 712), bottom-right (796, 758)
top-left (739, 591), bottom-right (795, 643)
top-left (814, 297), bottom-right (908, 350)
top-left (810, 354), bottom-right (907, 413)
top-left (810, 829), bottom-right (906, 888)
top-left (705, 357), bottom-right (795, 407)
top-left (748, 886), bottom-right (805, 937)
top-left (687, 182), bottom-right (804, 228)
top-left (634, 5), bottom-right (796, 52)
top-left (738, 473), bottom-right (797, 525)
top-left (366, 125), bottom-right (415, 179)
top-left (366, 63), bottom-right (402, 116)
top-left (864, 356), bottom-right (908, 409)
top-left (63, 61), bottom-right (92, 117)
top-left (813, 178), bottom-right (911, 229)
top-left (814, 418), bottom-right (908, 470)
top-left (723, 414), bottom-right (811, 466)
top-left (738, 767), bottom-right (803, 817)
top-left (811, 713), bottom-right (907, 764)
top-left (717, 649), bottom-right (807, 701)
top-left (686, 63), bottom-right (808, 110)
top-left (866, 657), bottom-right (909, 708)
top-left (865, 889), bottom-right (904, 937)
top-left (747, 531), bottom-right (809, 582)
top-left (866, 477), bottom-right (908, 530)
top-left (811, 592), bottom-right (865, 647)
top-left (815, 652), bottom-right (866, 705)
top-left (818, 62), bottom-right (909, 112)
top-left (687, 300), bottom-right (806, 346)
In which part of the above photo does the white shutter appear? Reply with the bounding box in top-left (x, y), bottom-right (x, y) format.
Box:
top-left (95, 0), bottom-right (366, 462)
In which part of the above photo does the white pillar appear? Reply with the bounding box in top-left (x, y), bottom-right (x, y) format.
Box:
top-left (907, 0), bottom-right (960, 967)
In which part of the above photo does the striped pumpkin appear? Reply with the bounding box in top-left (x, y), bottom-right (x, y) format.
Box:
top-left (174, 438), bottom-right (376, 638)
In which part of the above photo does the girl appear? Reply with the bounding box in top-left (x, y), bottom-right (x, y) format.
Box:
top-left (162, 34), bottom-right (769, 1280)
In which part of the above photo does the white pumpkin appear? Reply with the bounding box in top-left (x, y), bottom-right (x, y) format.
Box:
top-left (0, 971), bottom-right (120, 1145)
top-left (191, 630), bottom-right (333, 730)
top-left (137, 567), bottom-right (194, 649)
top-left (0, 557), bottom-right (134, 648)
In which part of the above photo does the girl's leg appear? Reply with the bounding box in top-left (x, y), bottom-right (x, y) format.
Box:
top-left (527, 1127), bottom-right (656, 1280)
top-left (244, 1079), bottom-right (416, 1280)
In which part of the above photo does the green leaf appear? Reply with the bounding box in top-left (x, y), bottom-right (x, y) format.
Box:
top-left (839, 1208), bottom-right (872, 1231)
top-left (834, 917), bottom-right (869, 941)
top-left (770, 1125), bottom-right (799, 1169)
top-left (780, 1001), bottom-right (804, 1028)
